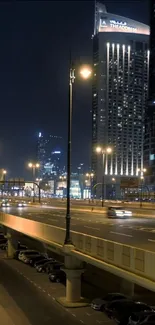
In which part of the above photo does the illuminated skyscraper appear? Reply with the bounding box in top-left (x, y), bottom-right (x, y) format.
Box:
top-left (37, 133), bottom-right (65, 179)
top-left (92, 3), bottom-right (149, 193)
top-left (144, 0), bottom-right (155, 184)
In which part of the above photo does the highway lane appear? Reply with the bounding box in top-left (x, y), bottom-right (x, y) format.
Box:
top-left (3, 206), bottom-right (155, 251)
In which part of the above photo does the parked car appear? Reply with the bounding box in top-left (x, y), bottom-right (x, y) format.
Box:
top-left (49, 270), bottom-right (66, 283)
top-left (36, 260), bottom-right (59, 273)
top-left (14, 245), bottom-right (28, 259)
top-left (91, 293), bottom-right (128, 311)
top-left (29, 255), bottom-right (48, 266)
top-left (105, 300), bottom-right (152, 324)
top-left (128, 311), bottom-right (155, 325)
top-left (107, 207), bottom-right (132, 218)
top-left (46, 262), bottom-right (64, 274)
top-left (34, 258), bottom-right (51, 268)
top-left (18, 250), bottom-right (40, 263)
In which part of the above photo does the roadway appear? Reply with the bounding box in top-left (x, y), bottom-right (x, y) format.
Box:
top-left (3, 206), bottom-right (155, 251)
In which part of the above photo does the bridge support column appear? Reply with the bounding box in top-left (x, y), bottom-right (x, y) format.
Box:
top-left (120, 278), bottom-right (134, 297)
top-left (57, 245), bottom-right (88, 307)
top-left (6, 229), bottom-right (18, 258)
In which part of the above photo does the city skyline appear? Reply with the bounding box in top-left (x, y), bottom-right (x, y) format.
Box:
top-left (0, 1), bottom-right (149, 179)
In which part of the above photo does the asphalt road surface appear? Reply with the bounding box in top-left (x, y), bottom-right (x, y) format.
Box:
top-left (2, 206), bottom-right (155, 251)
top-left (0, 258), bottom-right (81, 325)
top-left (0, 253), bottom-right (114, 325)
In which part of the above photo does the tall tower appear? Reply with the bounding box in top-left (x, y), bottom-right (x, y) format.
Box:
top-left (92, 2), bottom-right (150, 196)
top-left (144, 0), bottom-right (155, 184)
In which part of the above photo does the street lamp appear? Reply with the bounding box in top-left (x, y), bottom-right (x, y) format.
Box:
top-left (64, 63), bottom-right (92, 245)
top-left (137, 168), bottom-right (147, 208)
top-left (96, 146), bottom-right (112, 207)
top-left (28, 162), bottom-right (40, 203)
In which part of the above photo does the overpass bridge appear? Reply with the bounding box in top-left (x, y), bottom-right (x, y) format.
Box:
top-left (0, 211), bottom-right (155, 306)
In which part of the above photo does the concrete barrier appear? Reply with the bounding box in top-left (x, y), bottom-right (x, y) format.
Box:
top-left (1, 212), bottom-right (155, 290)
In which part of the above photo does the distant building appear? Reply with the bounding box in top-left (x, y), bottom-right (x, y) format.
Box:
top-left (144, 0), bottom-right (155, 184)
top-left (92, 2), bottom-right (149, 197)
top-left (37, 132), bottom-right (65, 179)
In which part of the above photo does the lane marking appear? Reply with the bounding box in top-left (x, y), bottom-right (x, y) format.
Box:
top-left (80, 321), bottom-right (84, 324)
top-left (84, 226), bottom-right (100, 231)
top-left (43, 289), bottom-right (46, 293)
top-left (148, 239), bottom-right (155, 242)
top-left (48, 293), bottom-right (51, 296)
top-left (48, 218), bottom-right (58, 222)
top-left (72, 314), bottom-right (76, 317)
top-left (110, 231), bottom-right (133, 238)
top-left (52, 297), bottom-right (55, 300)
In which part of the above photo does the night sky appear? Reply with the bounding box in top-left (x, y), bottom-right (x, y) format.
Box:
top-left (0, 0), bottom-right (149, 179)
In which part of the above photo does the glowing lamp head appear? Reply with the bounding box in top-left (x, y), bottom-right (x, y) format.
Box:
top-left (35, 163), bottom-right (40, 168)
top-left (96, 147), bottom-right (102, 153)
top-left (86, 173), bottom-right (89, 177)
top-left (3, 170), bottom-right (7, 175)
top-left (28, 163), bottom-right (33, 168)
top-left (106, 147), bottom-right (112, 153)
top-left (90, 173), bottom-right (94, 177)
top-left (143, 168), bottom-right (147, 172)
top-left (80, 67), bottom-right (92, 79)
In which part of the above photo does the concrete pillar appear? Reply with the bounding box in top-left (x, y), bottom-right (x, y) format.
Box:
top-left (57, 245), bottom-right (88, 307)
top-left (6, 229), bottom-right (18, 258)
top-left (65, 268), bottom-right (83, 303)
top-left (120, 278), bottom-right (134, 297)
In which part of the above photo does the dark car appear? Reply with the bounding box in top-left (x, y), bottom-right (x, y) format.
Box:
top-left (34, 258), bottom-right (51, 268)
top-left (46, 262), bottom-right (64, 274)
top-left (36, 260), bottom-right (61, 273)
top-left (128, 311), bottom-right (155, 325)
top-left (91, 293), bottom-right (128, 311)
top-left (14, 245), bottom-right (28, 259)
top-left (105, 300), bottom-right (152, 324)
top-left (29, 255), bottom-right (47, 266)
top-left (49, 270), bottom-right (66, 283)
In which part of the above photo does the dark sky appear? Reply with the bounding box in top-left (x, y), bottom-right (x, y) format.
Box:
top-left (0, 0), bottom-right (149, 179)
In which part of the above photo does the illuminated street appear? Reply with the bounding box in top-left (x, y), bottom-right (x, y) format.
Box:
top-left (3, 206), bottom-right (155, 251)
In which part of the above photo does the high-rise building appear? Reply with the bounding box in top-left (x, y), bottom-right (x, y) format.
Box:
top-left (144, 0), bottom-right (155, 184)
top-left (37, 132), bottom-right (65, 179)
top-left (92, 2), bottom-right (149, 195)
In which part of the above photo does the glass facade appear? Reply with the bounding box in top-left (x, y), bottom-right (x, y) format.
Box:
top-left (92, 3), bottom-right (149, 194)
top-left (144, 0), bottom-right (155, 184)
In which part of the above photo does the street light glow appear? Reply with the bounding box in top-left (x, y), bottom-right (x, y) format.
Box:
top-left (80, 67), bottom-right (92, 79)
top-left (143, 168), bottom-right (147, 172)
top-left (28, 163), bottom-right (33, 168)
top-left (96, 146), bottom-right (102, 153)
top-left (35, 163), bottom-right (40, 168)
top-left (106, 147), bottom-right (112, 153)
top-left (3, 170), bottom-right (7, 174)
top-left (90, 173), bottom-right (94, 177)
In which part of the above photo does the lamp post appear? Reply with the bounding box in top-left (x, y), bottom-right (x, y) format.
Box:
top-left (96, 146), bottom-right (112, 207)
top-left (64, 63), bottom-right (91, 245)
top-left (2, 169), bottom-right (7, 199)
top-left (28, 162), bottom-right (40, 203)
top-left (137, 168), bottom-right (147, 208)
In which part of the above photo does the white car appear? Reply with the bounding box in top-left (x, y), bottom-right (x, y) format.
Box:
top-left (17, 201), bottom-right (27, 207)
top-left (18, 250), bottom-right (40, 263)
top-left (108, 207), bottom-right (132, 218)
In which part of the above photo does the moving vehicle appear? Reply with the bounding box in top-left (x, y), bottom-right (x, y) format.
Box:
top-left (107, 206), bottom-right (132, 218)
top-left (1, 200), bottom-right (10, 207)
top-left (49, 270), bottom-right (66, 283)
top-left (128, 311), bottom-right (155, 325)
top-left (105, 300), bottom-right (152, 324)
top-left (18, 250), bottom-right (40, 263)
top-left (17, 201), bottom-right (27, 207)
top-left (91, 293), bottom-right (128, 311)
